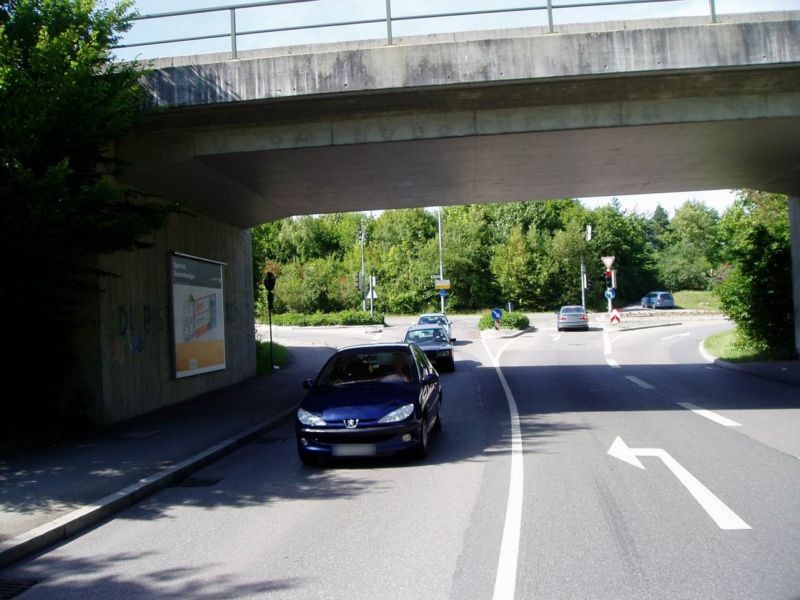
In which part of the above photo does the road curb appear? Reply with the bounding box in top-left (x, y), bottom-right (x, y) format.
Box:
top-left (598, 320), bottom-right (682, 332)
top-left (700, 339), bottom-right (800, 388)
top-left (0, 406), bottom-right (298, 569)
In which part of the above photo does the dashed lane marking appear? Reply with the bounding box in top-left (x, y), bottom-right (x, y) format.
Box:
top-left (676, 402), bottom-right (742, 427)
top-left (625, 376), bottom-right (655, 389)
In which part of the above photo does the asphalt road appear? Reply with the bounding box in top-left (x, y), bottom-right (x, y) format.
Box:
top-left (3, 315), bottom-right (799, 599)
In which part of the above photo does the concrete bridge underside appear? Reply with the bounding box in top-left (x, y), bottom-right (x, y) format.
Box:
top-left (97, 13), bottom-right (800, 423)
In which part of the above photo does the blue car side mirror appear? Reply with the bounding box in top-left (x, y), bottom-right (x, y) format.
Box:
top-left (422, 373), bottom-right (438, 385)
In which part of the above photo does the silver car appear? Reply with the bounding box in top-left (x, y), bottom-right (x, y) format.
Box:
top-left (417, 313), bottom-right (455, 341)
top-left (557, 305), bottom-right (589, 331)
top-left (641, 291), bottom-right (675, 309)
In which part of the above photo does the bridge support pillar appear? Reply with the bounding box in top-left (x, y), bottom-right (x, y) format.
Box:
top-left (790, 196), bottom-right (800, 356)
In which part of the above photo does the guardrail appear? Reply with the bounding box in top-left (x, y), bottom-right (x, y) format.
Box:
top-left (115, 0), bottom-right (720, 59)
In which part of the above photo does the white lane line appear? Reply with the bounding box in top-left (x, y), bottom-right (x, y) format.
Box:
top-left (698, 340), bottom-right (715, 364)
top-left (602, 328), bottom-right (612, 355)
top-left (662, 332), bottom-right (691, 341)
top-left (676, 402), bottom-right (742, 427)
top-left (625, 376), bottom-right (655, 389)
top-left (550, 334), bottom-right (561, 342)
top-left (606, 358), bottom-right (621, 369)
top-left (481, 337), bottom-right (523, 600)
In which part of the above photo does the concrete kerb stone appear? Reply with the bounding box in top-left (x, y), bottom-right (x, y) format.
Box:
top-left (603, 321), bottom-right (683, 332)
top-left (700, 339), bottom-right (800, 388)
top-left (0, 405), bottom-right (299, 569)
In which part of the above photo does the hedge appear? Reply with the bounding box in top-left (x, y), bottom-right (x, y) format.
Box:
top-left (266, 310), bottom-right (385, 327)
top-left (255, 341), bottom-right (289, 375)
top-left (477, 310), bottom-right (530, 330)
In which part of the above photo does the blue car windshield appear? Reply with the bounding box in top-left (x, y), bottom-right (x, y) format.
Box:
top-left (316, 351), bottom-right (415, 386)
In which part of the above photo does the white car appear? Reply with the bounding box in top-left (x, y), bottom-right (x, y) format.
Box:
top-left (417, 313), bottom-right (455, 342)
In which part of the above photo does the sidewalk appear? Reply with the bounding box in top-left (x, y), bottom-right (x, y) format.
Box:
top-left (0, 344), bottom-right (335, 568)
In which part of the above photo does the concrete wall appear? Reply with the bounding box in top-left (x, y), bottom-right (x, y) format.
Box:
top-left (790, 197), bottom-right (800, 356)
top-left (90, 211), bottom-right (255, 423)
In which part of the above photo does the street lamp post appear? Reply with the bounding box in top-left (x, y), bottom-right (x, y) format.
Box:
top-left (437, 206), bottom-right (445, 313)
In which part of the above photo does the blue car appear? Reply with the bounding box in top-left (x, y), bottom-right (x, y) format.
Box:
top-left (295, 344), bottom-right (442, 465)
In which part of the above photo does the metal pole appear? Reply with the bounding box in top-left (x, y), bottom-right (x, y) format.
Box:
top-left (268, 303), bottom-right (273, 371)
top-left (709, 0), bottom-right (717, 23)
top-left (438, 207), bottom-right (445, 313)
top-left (580, 260), bottom-right (586, 309)
top-left (546, 0), bottom-right (554, 33)
top-left (369, 274), bottom-right (374, 316)
top-left (230, 8), bottom-right (238, 58)
top-left (360, 223), bottom-right (366, 311)
top-left (385, 0), bottom-right (393, 45)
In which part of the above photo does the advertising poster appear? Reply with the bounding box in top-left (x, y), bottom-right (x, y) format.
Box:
top-left (169, 254), bottom-right (226, 378)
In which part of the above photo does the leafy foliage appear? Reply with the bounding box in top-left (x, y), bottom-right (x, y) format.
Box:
top-left (268, 311), bottom-right (385, 326)
top-left (477, 311), bottom-right (530, 330)
top-left (255, 341), bottom-right (288, 375)
top-left (0, 0), bottom-right (175, 424)
top-left (717, 191), bottom-right (795, 357)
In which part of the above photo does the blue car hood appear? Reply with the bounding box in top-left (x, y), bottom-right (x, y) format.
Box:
top-left (301, 383), bottom-right (418, 421)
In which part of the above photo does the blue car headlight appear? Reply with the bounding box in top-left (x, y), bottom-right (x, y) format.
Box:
top-left (297, 408), bottom-right (326, 426)
top-left (378, 404), bottom-right (415, 424)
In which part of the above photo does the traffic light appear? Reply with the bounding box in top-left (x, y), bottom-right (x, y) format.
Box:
top-left (604, 270), bottom-right (612, 286)
top-left (355, 272), bottom-right (364, 291)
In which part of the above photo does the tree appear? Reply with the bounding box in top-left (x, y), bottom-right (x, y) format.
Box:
top-left (586, 202), bottom-right (658, 306)
top-left (491, 226), bottom-right (536, 308)
top-left (717, 190), bottom-right (795, 357)
top-left (1, 0), bottom-right (174, 424)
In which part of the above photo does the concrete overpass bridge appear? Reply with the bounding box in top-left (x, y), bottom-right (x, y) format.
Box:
top-left (88, 10), bottom-right (800, 422)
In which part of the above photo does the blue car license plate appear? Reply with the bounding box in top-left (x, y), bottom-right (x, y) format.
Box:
top-left (332, 444), bottom-right (376, 457)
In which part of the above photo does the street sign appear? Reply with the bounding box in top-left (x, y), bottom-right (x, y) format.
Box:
top-left (439, 290), bottom-right (448, 297)
top-left (604, 288), bottom-right (616, 300)
top-left (601, 255), bottom-right (615, 269)
top-left (608, 436), bottom-right (750, 530)
top-left (491, 308), bottom-right (503, 320)
top-left (434, 279), bottom-right (451, 290)
top-left (366, 287), bottom-right (377, 300)
top-left (610, 308), bottom-right (621, 323)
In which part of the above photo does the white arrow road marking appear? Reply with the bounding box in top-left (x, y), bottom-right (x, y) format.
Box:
top-left (625, 376), bottom-right (655, 389)
top-left (606, 358), bottom-right (621, 369)
top-left (661, 332), bottom-right (691, 341)
top-left (608, 436), bottom-right (750, 530)
top-left (481, 338), bottom-right (523, 600)
top-left (677, 402), bottom-right (742, 427)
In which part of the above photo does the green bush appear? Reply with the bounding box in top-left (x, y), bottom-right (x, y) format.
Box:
top-left (478, 310), bottom-right (530, 330)
top-left (717, 225), bottom-right (795, 358)
top-left (268, 310), bottom-right (385, 327)
top-left (255, 341), bottom-right (289, 375)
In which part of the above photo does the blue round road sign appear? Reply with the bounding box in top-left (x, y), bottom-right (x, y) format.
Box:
top-left (604, 288), bottom-right (616, 300)
top-left (491, 308), bottom-right (503, 320)
top-left (439, 290), bottom-right (448, 297)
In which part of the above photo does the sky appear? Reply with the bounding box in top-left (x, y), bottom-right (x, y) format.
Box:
top-left (120, 0), bottom-right (799, 217)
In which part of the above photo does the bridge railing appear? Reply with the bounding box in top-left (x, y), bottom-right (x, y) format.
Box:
top-left (115, 0), bottom-right (721, 60)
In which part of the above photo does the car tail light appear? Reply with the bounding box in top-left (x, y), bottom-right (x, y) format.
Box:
top-left (580, 315), bottom-right (588, 320)
top-left (560, 316), bottom-right (567, 320)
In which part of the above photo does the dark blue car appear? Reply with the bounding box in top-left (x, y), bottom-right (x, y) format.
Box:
top-left (295, 344), bottom-right (442, 465)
